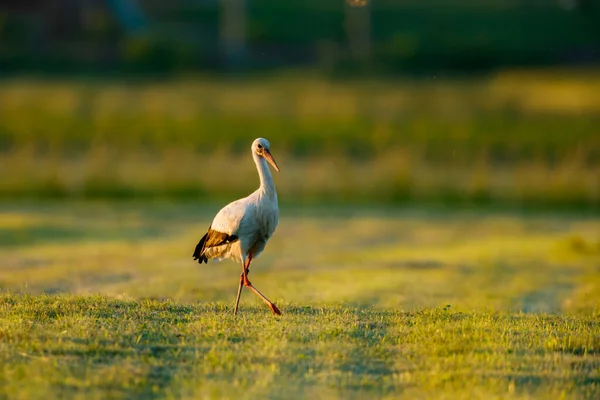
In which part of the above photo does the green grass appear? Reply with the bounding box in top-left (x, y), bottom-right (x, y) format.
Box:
top-left (1, 201), bottom-right (599, 399)
top-left (0, 70), bottom-right (599, 207)
top-left (1, 297), bottom-right (599, 400)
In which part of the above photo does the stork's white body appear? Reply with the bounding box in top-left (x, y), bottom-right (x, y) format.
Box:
top-left (204, 186), bottom-right (278, 264)
top-left (192, 138), bottom-right (281, 315)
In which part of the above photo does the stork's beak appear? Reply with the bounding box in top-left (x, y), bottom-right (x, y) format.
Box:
top-left (264, 149), bottom-right (280, 172)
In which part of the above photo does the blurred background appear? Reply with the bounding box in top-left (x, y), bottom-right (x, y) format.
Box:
top-left (2, 4), bottom-right (600, 397)
top-left (0, 0), bottom-right (598, 208)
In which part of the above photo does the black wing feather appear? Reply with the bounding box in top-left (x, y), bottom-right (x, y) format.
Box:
top-left (192, 226), bottom-right (239, 264)
top-left (192, 232), bottom-right (209, 264)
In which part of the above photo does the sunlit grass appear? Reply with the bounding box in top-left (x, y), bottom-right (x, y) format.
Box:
top-left (0, 71), bottom-right (599, 207)
top-left (0, 201), bottom-right (599, 399)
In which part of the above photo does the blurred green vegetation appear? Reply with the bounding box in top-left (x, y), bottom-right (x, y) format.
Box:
top-left (0, 70), bottom-right (599, 208)
top-left (1, 1), bottom-right (599, 74)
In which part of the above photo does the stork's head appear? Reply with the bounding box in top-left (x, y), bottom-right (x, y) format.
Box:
top-left (252, 138), bottom-right (280, 172)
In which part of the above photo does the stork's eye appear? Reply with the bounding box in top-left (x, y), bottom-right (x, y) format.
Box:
top-left (257, 144), bottom-right (263, 149)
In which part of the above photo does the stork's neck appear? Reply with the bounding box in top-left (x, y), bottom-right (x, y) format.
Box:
top-left (253, 152), bottom-right (276, 198)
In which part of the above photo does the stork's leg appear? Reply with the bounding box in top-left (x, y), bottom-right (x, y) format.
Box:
top-left (233, 273), bottom-right (244, 316)
top-left (245, 284), bottom-right (281, 315)
top-left (240, 256), bottom-right (281, 316)
top-left (234, 257), bottom-right (251, 316)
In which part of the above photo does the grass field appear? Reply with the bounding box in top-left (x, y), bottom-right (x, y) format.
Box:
top-left (1, 201), bottom-right (599, 399)
top-left (1, 70), bottom-right (599, 207)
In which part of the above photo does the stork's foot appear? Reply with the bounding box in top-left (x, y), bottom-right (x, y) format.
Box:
top-left (269, 302), bottom-right (281, 316)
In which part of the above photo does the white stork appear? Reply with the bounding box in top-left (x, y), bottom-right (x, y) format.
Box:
top-left (193, 138), bottom-right (281, 316)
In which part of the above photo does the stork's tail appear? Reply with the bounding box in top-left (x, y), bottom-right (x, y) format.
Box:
top-left (193, 233), bottom-right (209, 264)
top-left (193, 227), bottom-right (239, 264)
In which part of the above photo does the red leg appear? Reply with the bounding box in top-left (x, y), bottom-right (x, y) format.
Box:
top-left (234, 256), bottom-right (251, 316)
top-left (233, 273), bottom-right (243, 316)
top-left (242, 255), bottom-right (252, 286)
top-left (238, 254), bottom-right (281, 316)
top-left (245, 284), bottom-right (281, 315)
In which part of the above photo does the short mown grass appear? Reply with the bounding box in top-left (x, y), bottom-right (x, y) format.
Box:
top-left (0, 201), bottom-right (599, 399)
top-left (1, 295), bottom-right (599, 400)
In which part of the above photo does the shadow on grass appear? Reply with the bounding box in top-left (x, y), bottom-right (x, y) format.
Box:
top-left (8, 296), bottom-right (206, 400)
top-left (43, 346), bottom-right (196, 400)
top-left (277, 304), bottom-right (399, 396)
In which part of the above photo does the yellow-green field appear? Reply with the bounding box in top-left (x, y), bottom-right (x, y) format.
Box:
top-left (1, 70), bottom-right (599, 207)
top-left (1, 201), bottom-right (599, 399)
